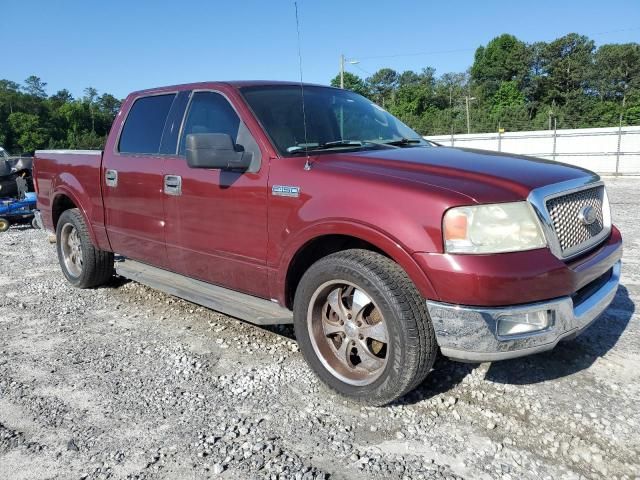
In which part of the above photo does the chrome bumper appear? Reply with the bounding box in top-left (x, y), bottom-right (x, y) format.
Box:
top-left (426, 261), bottom-right (621, 362)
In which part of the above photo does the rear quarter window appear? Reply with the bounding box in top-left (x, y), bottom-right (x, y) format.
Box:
top-left (118, 94), bottom-right (175, 154)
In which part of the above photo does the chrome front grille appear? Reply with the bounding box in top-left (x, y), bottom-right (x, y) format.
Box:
top-left (546, 186), bottom-right (605, 254)
top-left (528, 178), bottom-right (611, 261)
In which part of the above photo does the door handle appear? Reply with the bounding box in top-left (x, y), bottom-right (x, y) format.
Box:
top-left (164, 175), bottom-right (182, 196)
top-left (105, 169), bottom-right (118, 187)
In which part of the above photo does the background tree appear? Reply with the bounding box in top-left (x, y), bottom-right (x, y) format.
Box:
top-left (471, 34), bottom-right (531, 96)
top-left (22, 75), bottom-right (48, 99)
top-left (8, 112), bottom-right (48, 152)
top-left (329, 72), bottom-right (370, 97)
top-left (0, 75), bottom-right (122, 153)
top-left (84, 87), bottom-right (99, 132)
top-left (50, 89), bottom-right (74, 106)
top-left (537, 34), bottom-right (595, 106)
top-left (98, 93), bottom-right (122, 118)
top-left (593, 42), bottom-right (640, 119)
top-left (333, 33), bottom-right (639, 135)
top-left (1, 32), bottom-right (639, 155)
top-left (367, 68), bottom-right (399, 107)
top-left (0, 80), bottom-right (22, 146)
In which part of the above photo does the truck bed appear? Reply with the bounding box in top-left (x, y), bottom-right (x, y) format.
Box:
top-left (33, 150), bottom-right (106, 245)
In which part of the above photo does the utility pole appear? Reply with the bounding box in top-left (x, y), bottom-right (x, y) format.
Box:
top-left (552, 117), bottom-right (557, 162)
top-left (449, 86), bottom-right (454, 146)
top-left (464, 95), bottom-right (475, 134)
top-left (616, 92), bottom-right (627, 175)
top-left (339, 54), bottom-right (359, 89)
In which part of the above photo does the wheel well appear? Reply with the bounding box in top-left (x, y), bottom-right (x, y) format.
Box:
top-left (285, 234), bottom-right (386, 309)
top-left (52, 195), bottom-right (77, 229)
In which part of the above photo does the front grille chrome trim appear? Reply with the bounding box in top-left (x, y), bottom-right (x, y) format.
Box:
top-left (528, 175), bottom-right (612, 261)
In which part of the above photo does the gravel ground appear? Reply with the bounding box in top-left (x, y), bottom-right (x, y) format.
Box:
top-left (0, 177), bottom-right (638, 480)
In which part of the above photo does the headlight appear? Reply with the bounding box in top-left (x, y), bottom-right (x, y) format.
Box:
top-left (443, 201), bottom-right (546, 254)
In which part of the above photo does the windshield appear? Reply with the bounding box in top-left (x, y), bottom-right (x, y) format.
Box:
top-left (240, 85), bottom-right (429, 155)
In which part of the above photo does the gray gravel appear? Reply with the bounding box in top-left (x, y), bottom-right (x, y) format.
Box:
top-left (1, 177), bottom-right (639, 480)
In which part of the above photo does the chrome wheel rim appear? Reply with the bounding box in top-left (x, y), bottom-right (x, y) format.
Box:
top-left (307, 280), bottom-right (389, 386)
top-left (60, 223), bottom-right (83, 278)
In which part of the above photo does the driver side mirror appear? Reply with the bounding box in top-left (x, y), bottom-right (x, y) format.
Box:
top-left (185, 133), bottom-right (251, 170)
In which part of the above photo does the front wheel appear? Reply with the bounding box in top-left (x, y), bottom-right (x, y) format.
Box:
top-left (293, 249), bottom-right (437, 405)
top-left (56, 208), bottom-right (114, 288)
top-left (0, 217), bottom-right (10, 232)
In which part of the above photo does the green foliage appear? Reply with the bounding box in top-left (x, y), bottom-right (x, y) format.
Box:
top-left (0, 33), bottom-right (638, 155)
top-left (329, 72), bottom-right (370, 97)
top-left (491, 81), bottom-right (525, 118)
top-left (471, 34), bottom-right (530, 95)
top-left (625, 105), bottom-right (640, 125)
top-left (537, 34), bottom-right (595, 106)
top-left (23, 75), bottom-right (48, 98)
top-left (366, 68), bottom-right (399, 106)
top-left (8, 112), bottom-right (48, 152)
top-left (593, 43), bottom-right (640, 100)
top-left (0, 76), bottom-right (121, 154)
top-left (334, 34), bottom-right (640, 135)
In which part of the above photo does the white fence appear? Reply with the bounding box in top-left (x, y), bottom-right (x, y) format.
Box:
top-left (425, 126), bottom-right (640, 175)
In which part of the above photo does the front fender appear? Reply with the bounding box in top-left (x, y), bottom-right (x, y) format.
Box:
top-left (273, 220), bottom-right (439, 304)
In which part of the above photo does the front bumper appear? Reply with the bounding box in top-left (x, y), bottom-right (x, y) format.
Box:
top-left (427, 261), bottom-right (621, 362)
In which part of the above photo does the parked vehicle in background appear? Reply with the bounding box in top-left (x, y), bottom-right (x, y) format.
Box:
top-left (1, 151), bottom-right (34, 192)
top-left (0, 146), bottom-right (37, 231)
top-left (0, 192), bottom-right (38, 232)
top-left (33, 81), bottom-right (622, 405)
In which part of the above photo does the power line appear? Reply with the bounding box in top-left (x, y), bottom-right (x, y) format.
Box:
top-left (351, 63), bottom-right (373, 77)
top-left (357, 47), bottom-right (474, 61)
top-left (591, 26), bottom-right (640, 36)
top-left (351, 26), bottom-right (639, 62)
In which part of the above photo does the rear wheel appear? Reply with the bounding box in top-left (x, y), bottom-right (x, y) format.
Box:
top-left (293, 249), bottom-right (437, 405)
top-left (32, 217), bottom-right (39, 229)
top-left (56, 209), bottom-right (114, 288)
top-left (0, 218), bottom-right (10, 232)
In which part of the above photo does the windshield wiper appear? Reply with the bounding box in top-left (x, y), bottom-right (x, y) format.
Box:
top-left (287, 140), bottom-right (364, 153)
top-left (382, 137), bottom-right (424, 147)
top-left (312, 140), bottom-right (365, 150)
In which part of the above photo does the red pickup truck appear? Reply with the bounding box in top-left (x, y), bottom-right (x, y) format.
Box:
top-left (34, 81), bottom-right (622, 405)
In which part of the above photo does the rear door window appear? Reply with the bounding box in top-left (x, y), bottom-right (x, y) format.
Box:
top-left (118, 94), bottom-right (175, 154)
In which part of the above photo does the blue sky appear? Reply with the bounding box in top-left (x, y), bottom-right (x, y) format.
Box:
top-left (2, 0), bottom-right (639, 99)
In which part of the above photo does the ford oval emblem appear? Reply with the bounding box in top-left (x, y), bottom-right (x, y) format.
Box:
top-left (578, 205), bottom-right (597, 225)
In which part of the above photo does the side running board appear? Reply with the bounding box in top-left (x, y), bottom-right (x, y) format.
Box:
top-left (115, 259), bottom-right (293, 325)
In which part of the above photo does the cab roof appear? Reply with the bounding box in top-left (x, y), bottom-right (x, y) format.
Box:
top-left (129, 80), bottom-right (334, 97)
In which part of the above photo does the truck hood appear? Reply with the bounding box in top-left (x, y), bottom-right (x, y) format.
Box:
top-left (324, 146), bottom-right (595, 204)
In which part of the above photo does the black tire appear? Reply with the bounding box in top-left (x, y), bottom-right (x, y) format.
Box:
top-left (31, 217), bottom-right (39, 229)
top-left (56, 208), bottom-right (114, 288)
top-left (0, 217), bottom-right (10, 232)
top-left (293, 249), bottom-right (437, 406)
